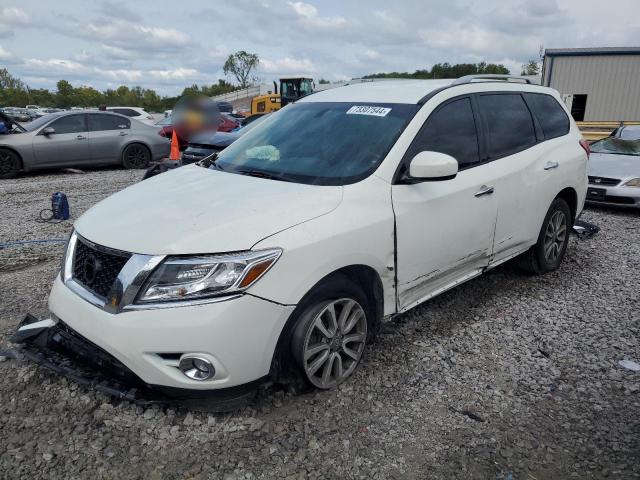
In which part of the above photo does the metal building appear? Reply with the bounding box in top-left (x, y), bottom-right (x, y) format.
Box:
top-left (542, 47), bottom-right (640, 121)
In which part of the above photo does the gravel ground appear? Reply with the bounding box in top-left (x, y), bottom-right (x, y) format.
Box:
top-left (1, 168), bottom-right (639, 479)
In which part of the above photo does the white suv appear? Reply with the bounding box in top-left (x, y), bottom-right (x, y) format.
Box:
top-left (106, 107), bottom-right (154, 124)
top-left (18, 75), bottom-right (588, 402)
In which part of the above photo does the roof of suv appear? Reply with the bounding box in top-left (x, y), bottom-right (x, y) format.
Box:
top-left (301, 78), bottom-right (551, 105)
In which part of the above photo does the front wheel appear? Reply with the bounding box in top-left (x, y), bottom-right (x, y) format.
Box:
top-left (122, 144), bottom-right (151, 169)
top-left (291, 279), bottom-right (370, 390)
top-left (518, 197), bottom-right (571, 274)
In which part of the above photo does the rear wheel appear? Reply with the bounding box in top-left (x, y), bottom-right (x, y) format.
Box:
top-left (518, 197), bottom-right (571, 274)
top-left (291, 277), bottom-right (370, 390)
top-left (0, 148), bottom-right (21, 179)
top-left (122, 144), bottom-right (151, 169)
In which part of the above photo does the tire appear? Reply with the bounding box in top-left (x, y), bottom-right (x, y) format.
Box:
top-left (518, 197), bottom-right (572, 275)
top-left (0, 148), bottom-right (21, 179)
top-left (122, 143), bottom-right (151, 169)
top-left (290, 276), bottom-right (372, 390)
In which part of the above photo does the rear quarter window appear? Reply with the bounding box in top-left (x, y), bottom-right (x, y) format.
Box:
top-left (478, 93), bottom-right (537, 159)
top-left (524, 93), bottom-right (570, 140)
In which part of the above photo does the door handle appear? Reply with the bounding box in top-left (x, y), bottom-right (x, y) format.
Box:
top-left (544, 161), bottom-right (559, 170)
top-left (474, 185), bottom-right (494, 197)
top-left (76, 135), bottom-right (86, 140)
top-left (119, 132), bottom-right (128, 136)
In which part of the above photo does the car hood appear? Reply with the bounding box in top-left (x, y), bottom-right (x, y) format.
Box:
top-left (588, 152), bottom-right (640, 179)
top-left (74, 165), bottom-right (343, 255)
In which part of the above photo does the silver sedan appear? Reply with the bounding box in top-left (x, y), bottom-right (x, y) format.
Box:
top-left (0, 111), bottom-right (170, 179)
top-left (586, 125), bottom-right (640, 208)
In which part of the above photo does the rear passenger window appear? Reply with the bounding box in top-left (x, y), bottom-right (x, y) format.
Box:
top-left (88, 114), bottom-right (130, 131)
top-left (478, 94), bottom-right (537, 159)
top-left (111, 108), bottom-right (137, 117)
top-left (524, 93), bottom-right (570, 140)
top-left (408, 97), bottom-right (480, 168)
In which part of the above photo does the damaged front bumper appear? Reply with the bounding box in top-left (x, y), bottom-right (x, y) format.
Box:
top-left (10, 314), bottom-right (267, 410)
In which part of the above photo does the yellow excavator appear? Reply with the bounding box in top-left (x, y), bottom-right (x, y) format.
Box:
top-left (250, 77), bottom-right (314, 115)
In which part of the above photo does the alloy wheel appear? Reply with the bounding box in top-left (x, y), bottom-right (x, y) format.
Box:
top-left (301, 298), bottom-right (367, 389)
top-left (543, 210), bottom-right (567, 263)
top-left (126, 145), bottom-right (147, 168)
top-left (0, 151), bottom-right (15, 175)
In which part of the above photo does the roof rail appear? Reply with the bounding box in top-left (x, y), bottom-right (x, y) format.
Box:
top-left (452, 74), bottom-right (532, 85)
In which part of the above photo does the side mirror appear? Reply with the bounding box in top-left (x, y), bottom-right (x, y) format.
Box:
top-left (42, 126), bottom-right (55, 136)
top-left (408, 151), bottom-right (458, 181)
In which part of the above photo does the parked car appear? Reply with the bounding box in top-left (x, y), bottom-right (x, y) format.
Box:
top-left (106, 106), bottom-right (154, 124)
top-left (0, 111), bottom-right (169, 178)
top-left (218, 112), bottom-right (241, 132)
top-left (586, 125), bottom-right (640, 207)
top-left (2, 108), bottom-right (31, 122)
top-left (15, 76), bottom-right (587, 404)
top-left (182, 114), bottom-right (270, 164)
top-left (216, 101), bottom-right (233, 113)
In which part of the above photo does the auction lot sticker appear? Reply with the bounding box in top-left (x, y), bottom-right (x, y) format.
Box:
top-left (346, 105), bottom-right (391, 117)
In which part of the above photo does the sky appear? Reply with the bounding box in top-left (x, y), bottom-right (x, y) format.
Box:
top-left (0, 0), bottom-right (638, 95)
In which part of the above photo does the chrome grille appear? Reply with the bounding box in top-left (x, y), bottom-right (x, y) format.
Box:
top-left (588, 176), bottom-right (620, 186)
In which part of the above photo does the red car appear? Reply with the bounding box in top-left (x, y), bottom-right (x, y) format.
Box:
top-left (157, 113), bottom-right (240, 149)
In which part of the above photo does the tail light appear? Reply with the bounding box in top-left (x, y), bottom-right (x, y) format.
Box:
top-left (579, 139), bottom-right (591, 158)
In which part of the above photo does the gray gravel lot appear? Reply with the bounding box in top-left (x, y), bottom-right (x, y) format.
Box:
top-left (1, 168), bottom-right (639, 479)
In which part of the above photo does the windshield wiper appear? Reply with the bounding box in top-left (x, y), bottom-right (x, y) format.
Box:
top-left (198, 152), bottom-right (224, 170)
top-left (235, 168), bottom-right (293, 182)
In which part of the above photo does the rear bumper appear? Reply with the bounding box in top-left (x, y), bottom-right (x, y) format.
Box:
top-left (585, 184), bottom-right (640, 208)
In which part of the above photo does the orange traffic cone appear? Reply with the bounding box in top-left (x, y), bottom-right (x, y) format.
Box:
top-left (169, 129), bottom-right (180, 161)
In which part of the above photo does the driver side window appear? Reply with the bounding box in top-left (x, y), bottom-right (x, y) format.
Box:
top-left (47, 115), bottom-right (87, 134)
top-left (407, 97), bottom-right (481, 168)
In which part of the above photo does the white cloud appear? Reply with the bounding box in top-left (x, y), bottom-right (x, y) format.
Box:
top-left (0, 7), bottom-right (30, 25)
top-left (82, 20), bottom-right (191, 50)
top-left (286, 1), bottom-right (346, 28)
top-left (261, 57), bottom-right (317, 75)
top-left (0, 44), bottom-right (13, 61)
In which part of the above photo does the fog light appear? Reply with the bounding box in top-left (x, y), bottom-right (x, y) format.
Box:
top-left (178, 356), bottom-right (215, 381)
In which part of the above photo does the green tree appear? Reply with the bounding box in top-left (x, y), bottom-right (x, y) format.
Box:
top-left (363, 62), bottom-right (510, 80)
top-left (520, 60), bottom-right (540, 76)
top-left (55, 80), bottom-right (74, 108)
top-left (0, 68), bottom-right (25, 90)
top-left (223, 51), bottom-right (260, 88)
top-left (318, 78), bottom-right (330, 84)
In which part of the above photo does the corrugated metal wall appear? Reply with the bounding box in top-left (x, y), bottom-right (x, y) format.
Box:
top-left (543, 55), bottom-right (640, 121)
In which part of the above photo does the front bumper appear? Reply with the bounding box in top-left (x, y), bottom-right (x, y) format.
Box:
top-left (585, 184), bottom-right (640, 208)
top-left (44, 275), bottom-right (294, 391)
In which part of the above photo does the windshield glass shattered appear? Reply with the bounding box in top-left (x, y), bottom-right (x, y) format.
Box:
top-left (211, 102), bottom-right (418, 185)
top-left (590, 137), bottom-right (640, 157)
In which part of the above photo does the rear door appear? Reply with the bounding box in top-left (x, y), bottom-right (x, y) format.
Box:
top-left (392, 96), bottom-right (498, 311)
top-left (88, 113), bottom-right (131, 163)
top-left (32, 114), bottom-right (89, 166)
top-left (477, 93), bottom-right (570, 264)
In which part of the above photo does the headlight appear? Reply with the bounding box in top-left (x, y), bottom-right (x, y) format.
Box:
top-left (60, 230), bottom-right (77, 283)
top-left (136, 248), bottom-right (281, 303)
top-left (623, 178), bottom-right (640, 187)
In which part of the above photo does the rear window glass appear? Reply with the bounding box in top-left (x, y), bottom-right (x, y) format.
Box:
top-left (88, 114), bottom-right (130, 131)
top-left (524, 93), bottom-right (570, 140)
top-left (478, 94), bottom-right (537, 159)
top-left (110, 108), bottom-right (138, 117)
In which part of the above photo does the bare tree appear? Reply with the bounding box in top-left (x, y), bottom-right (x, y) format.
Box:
top-left (223, 51), bottom-right (260, 89)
